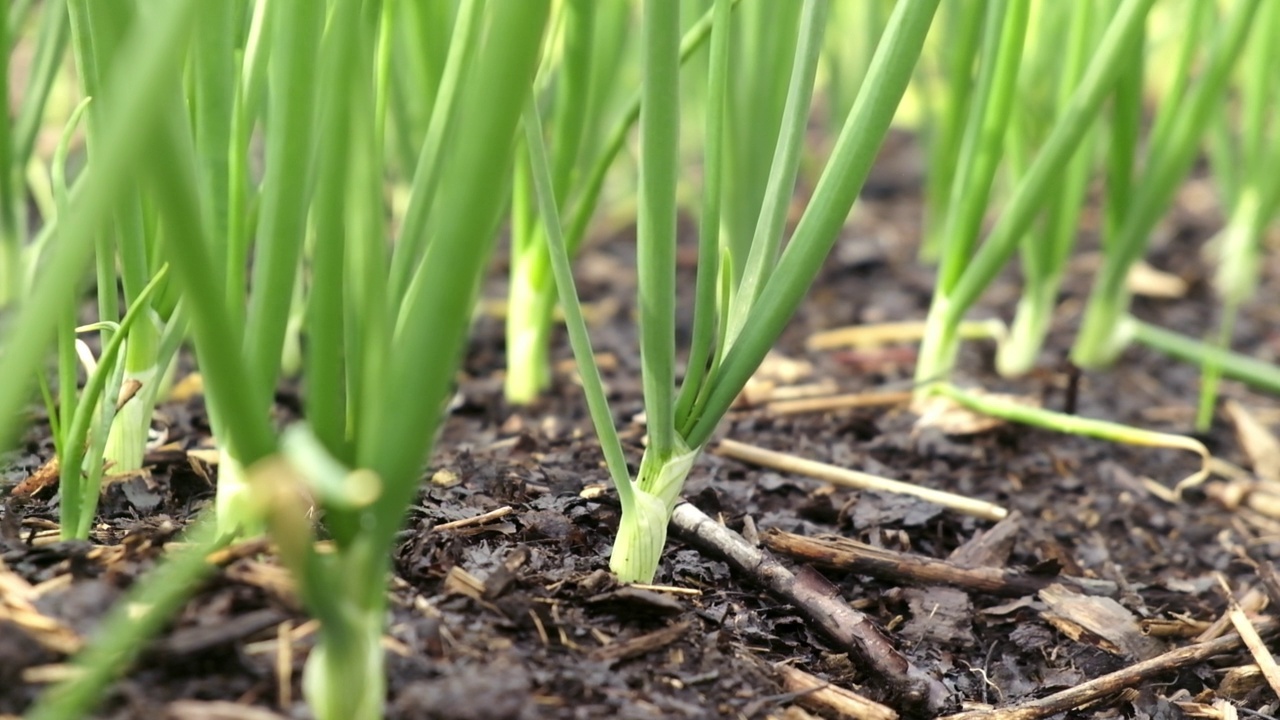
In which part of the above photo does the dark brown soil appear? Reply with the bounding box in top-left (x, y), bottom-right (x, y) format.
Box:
top-left (4, 135), bottom-right (1280, 719)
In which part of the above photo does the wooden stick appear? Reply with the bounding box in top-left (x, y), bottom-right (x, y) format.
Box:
top-left (430, 506), bottom-right (514, 532)
top-left (668, 503), bottom-right (949, 716)
top-left (766, 390), bottom-right (913, 416)
top-left (774, 663), bottom-right (899, 720)
top-left (715, 439), bottom-right (1008, 522)
top-left (1219, 577), bottom-right (1280, 698)
top-left (806, 319), bottom-right (1004, 351)
top-left (1195, 587), bottom-right (1267, 642)
top-left (276, 620), bottom-right (293, 710)
top-left (939, 619), bottom-right (1278, 720)
top-left (762, 530), bottom-right (1119, 598)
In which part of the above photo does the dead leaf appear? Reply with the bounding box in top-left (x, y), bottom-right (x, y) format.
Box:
top-left (914, 392), bottom-right (1041, 436)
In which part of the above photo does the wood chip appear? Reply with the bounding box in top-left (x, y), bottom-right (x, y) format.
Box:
top-left (589, 620), bottom-right (689, 663)
top-left (442, 566), bottom-right (486, 601)
top-left (1139, 616), bottom-right (1210, 639)
top-left (1218, 664), bottom-right (1267, 700)
top-left (1038, 584), bottom-right (1167, 660)
top-left (10, 456), bottom-right (60, 498)
top-left (1225, 400), bottom-right (1280, 484)
top-left (1196, 587), bottom-right (1267, 643)
top-left (1126, 259), bottom-right (1188, 298)
top-left (948, 512), bottom-right (1022, 568)
top-left (0, 561), bottom-right (83, 655)
top-left (151, 608), bottom-right (288, 657)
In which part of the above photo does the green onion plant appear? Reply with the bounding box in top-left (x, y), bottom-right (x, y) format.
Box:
top-left (67, 0), bottom-right (188, 486)
top-left (13, 2), bottom-right (549, 719)
top-left (531, 0), bottom-right (938, 583)
top-left (503, 3), bottom-right (724, 404)
top-left (504, 0), bottom-right (632, 403)
top-left (1071, 0), bottom-right (1261, 369)
top-left (994, 0), bottom-right (1098, 377)
top-left (1191, 0), bottom-right (1280, 430)
top-left (0, 0), bottom-right (68, 309)
top-left (913, 0), bottom-right (1155, 395)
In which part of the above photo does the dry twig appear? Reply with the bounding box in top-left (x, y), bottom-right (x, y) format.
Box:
top-left (715, 439), bottom-right (1007, 521)
top-left (774, 663), bottom-right (898, 720)
top-left (939, 618), bottom-right (1278, 720)
top-left (668, 502), bottom-right (949, 716)
top-left (1218, 576), bottom-right (1280, 698)
top-left (762, 530), bottom-right (1117, 598)
top-left (765, 390), bottom-right (913, 416)
top-left (431, 506), bottom-right (514, 532)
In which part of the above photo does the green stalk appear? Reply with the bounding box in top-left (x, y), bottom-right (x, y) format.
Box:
top-left (504, 0), bottom-right (599, 404)
top-left (0, 0), bottom-right (15, 308)
top-left (920, 0), bottom-right (985, 263)
top-left (388, 0), bottom-right (452, 171)
top-left (62, 273), bottom-right (169, 539)
top-left (684, 0), bottom-right (938, 448)
top-left (67, 0), bottom-right (122, 361)
top-left (68, 0), bottom-right (167, 476)
top-left (721, 0), bottom-right (801, 286)
top-left (636, 0), bottom-right (680, 463)
top-left (932, 383), bottom-right (1209, 499)
top-left (1072, 0), bottom-right (1261, 369)
top-left (149, 72), bottom-right (278, 476)
top-left (562, 3), bottom-right (731, 262)
top-left (243, 0), bottom-right (323, 411)
top-left (522, 92), bottom-right (633, 512)
top-left (102, 311), bottom-right (160, 471)
top-left (191, 0), bottom-right (236, 284)
top-left (48, 99), bottom-right (90, 493)
top-left (723, 0), bottom-right (829, 350)
top-left (823, 0), bottom-right (888, 133)
top-left (360, 0), bottom-right (550, 590)
top-left (12, 0), bottom-right (70, 231)
top-left (386, 0), bottom-right (486, 305)
top-left (674, 0), bottom-right (733, 426)
top-left (305, 0), bottom-right (360, 463)
top-left (915, 0), bottom-right (1028, 394)
top-left (1131, 318), bottom-right (1280, 396)
top-left (222, 0), bottom-right (324, 536)
top-left (1102, 9), bottom-right (1144, 254)
top-left (278, 1), bottom-right (381, 683)
top-left (226, 0), bottom-right (270, 320)
top-left (997, 0), bottom-right (1096, 377)
top-left (1195, 0), bottom-right (1280, 430)
top-left (505, 2), bottom-right (729, 404)
top-left (6, 0), bottom-right (32, 53)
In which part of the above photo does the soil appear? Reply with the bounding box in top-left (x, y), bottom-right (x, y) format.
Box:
top-left (4, 132), bottom-right (1280, 720)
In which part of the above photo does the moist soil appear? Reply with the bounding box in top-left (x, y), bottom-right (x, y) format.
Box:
top-left (4, 133), bottom-right (1280, 719)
